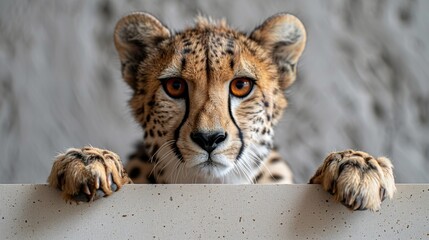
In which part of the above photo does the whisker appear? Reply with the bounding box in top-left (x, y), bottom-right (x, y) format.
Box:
top-left (150, 142), bottom-right (174, 174)
top-left (235, 160), bottom-right (253, 184)
top-left (174, 160), bottom-right (183, 184)
top-left (150, 141), bottom-right (174, 165)
top-left (248, 143), bottom-right (274, 180)
top-left (241, 158), bottom-right (256, 184)
top-left (167, 158), bottom-right (181, 183)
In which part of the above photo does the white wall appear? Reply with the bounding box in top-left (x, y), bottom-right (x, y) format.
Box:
top-left (0, 0), bottom-right (428, 183)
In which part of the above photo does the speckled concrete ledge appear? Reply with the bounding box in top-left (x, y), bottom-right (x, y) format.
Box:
top-left (0, 184), bottom-right (427, 239)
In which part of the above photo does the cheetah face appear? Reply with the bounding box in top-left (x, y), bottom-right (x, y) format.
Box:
top-left (114, 13), bottom-right (306, 183)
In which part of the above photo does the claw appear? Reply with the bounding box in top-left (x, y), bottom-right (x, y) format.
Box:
top-left (96, 189), bottom-right (105, 199)
top-left (95, 176), bottom-right (100, 189)
top-left (107, 173), bottom-right (113, 187)
top-left (111, 183), bottom-right (118, 192)
top-left (380, 187), bottom-right (387, 202)
top-left (83, 184), bottom-right (91, 195)
top-left (73, 192), bottom-right (90, 202)
top-left (353, 195), bottom-right (365, 211)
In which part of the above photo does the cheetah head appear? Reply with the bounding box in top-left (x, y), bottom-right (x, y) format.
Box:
top-left (114, 12), bottom-right (306, 183)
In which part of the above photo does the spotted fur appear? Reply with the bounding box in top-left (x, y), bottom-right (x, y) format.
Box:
top-left (48, 12), bottom-right (395, 211)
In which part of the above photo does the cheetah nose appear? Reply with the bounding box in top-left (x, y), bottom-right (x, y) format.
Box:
top-left (190, 131), bottom-right (227, 153)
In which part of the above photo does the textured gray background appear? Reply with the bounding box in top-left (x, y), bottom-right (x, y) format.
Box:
top-left (0, 0), bottom-right (428, 183)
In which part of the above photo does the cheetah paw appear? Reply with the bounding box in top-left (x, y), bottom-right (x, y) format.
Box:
top-left (48, 147), bottom-right (132, 203)
top-left (310, 150), bottom-right (396, 211)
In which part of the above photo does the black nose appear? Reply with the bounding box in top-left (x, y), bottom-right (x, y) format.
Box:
top-left (190, 131), bottom-right (227, 153)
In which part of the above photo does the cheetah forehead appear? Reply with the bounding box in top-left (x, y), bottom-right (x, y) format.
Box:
top-left (157, 20), bottom-right (267, 86)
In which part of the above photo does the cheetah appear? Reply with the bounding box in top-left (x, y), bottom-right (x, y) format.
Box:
top-left (48, 12), bottom-right (396, 211)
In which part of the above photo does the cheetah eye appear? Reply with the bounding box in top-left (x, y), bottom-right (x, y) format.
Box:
top-left (162, 78), bottom-right (187, 98)
top-left (230, 78), bottom-right (254, 98)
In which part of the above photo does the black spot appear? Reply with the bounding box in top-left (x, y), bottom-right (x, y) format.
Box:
top-left (259, 140), bottom-right (271, 148)
top-left (152, 144), bottom-right (159, 154)
top-left (181, 57), bottom-right (187, 69)
top-left (279, 65), bottom-right (289, 73)
top-left (254, 173), bottom-right (263, 183)
top-left (153, 36), bottom-right (167, 45)
top-left (128, 167), bottom-right (141, 179)
top-left (271, 174), bottom-right (283, 181)
top-left (226, 49), bottom-right (234, 55)
top-left (149, 129), bottom-right (154, 137)
top-left (183, 40), bottom-right (192, 47)
top-left (66, 151), bottom-right (84, 160)
top-left (135, 106), bottom-right (145, 116)
top-left (230, 59), bottom-right (235, 69)
top-left (264, 101), bottom-right (269, 107)
top-left (157, 130), bottom-right (163, 137)
top-left (147, 174), bottom-right (157, 184)
top-left (148, 101), bottom-right (155, 106)
top-left (146, 114), bottom-right (151, 123)
top-left (182, 48), bottom-right (191, 54)
top-left (270, 157), bottom-right (281, 163)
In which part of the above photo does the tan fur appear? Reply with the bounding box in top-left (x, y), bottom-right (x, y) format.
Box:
top-left (48, 147), bottom-right (131, 202)
top-left (310, 150), bottom-right (395, 211)
top-left (47, 12), bottom-right (395, 211)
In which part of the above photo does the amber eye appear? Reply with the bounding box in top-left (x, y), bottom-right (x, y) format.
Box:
top-left (162, 78), bottom-right (187, 98)
top-left (230, 78), bottom-right (254, 98)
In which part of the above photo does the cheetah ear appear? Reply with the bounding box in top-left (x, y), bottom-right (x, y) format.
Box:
top-left (250, 13), bottom-right (306, 89)
top-left (114, 12), bottom-right (171, 89)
